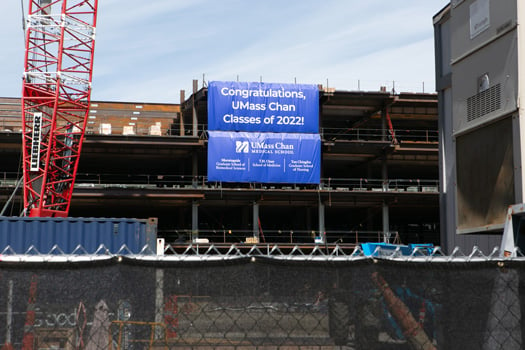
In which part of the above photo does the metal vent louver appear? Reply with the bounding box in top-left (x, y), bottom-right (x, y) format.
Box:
top-left (467, 83), bottom-right (501, 122)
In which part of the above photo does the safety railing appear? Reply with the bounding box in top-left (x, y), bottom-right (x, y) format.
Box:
top-left (2, 121), bottom-right (438, 142)
top-left (157, 229), bottom-right (406, 246)
top-left (321, 127), bottom-right (438, 143)
top-left (199, 127), bottom-right (438, 144)
top-left (0, 172), bottom-right (439, 194)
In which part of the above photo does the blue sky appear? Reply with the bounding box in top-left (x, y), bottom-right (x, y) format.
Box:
top-left (0, 0), bottom-right (447, 103)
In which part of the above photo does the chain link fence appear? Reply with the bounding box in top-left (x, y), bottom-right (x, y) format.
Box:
top-left (0, 244), bottom-right (523, 350)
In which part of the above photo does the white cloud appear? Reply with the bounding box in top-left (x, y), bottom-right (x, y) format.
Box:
top-left (0, 0), bottom-right (447, 102)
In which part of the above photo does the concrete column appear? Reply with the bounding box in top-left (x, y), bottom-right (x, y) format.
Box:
top-left (192, 152), bottom-right (198, 187)
top-left (253, 202), bottom-right (259, 240)
top-left (318, 200), bottom-right (325, 243)
top-left (381, 108), bottom-right (387, 141)
top-left (382, 156), bottom-right (388, 191)
top-left (179, 90), bottom-right (185, 136)
top-left (192, 200), bottom-right (199, 240)
top-left (382, 156), bottom-right (390, 242)
top-left (192, 79), bottom-right (198, 137)
top-left (382, 201), bottom-right (390, 243)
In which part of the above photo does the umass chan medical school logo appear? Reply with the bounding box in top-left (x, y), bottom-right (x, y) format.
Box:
top-left (235, 140), bottom-right (249, 153)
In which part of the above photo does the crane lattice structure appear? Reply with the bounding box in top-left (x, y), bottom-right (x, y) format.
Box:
top-left (21, 0), bottom-right (98, 217)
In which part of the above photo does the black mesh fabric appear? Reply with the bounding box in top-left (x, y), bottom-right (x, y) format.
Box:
top-left (0, 257), bottom-right (523, 349)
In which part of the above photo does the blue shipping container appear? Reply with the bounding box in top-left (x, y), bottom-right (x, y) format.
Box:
top-left (0, 217), bottom-right (157, 254)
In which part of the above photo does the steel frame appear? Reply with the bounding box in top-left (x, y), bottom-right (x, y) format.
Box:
top-left (21, 0), bottom-right (98, 217)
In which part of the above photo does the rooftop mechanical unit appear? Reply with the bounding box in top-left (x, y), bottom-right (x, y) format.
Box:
top-left (435, 0), bottom-right (525, 250)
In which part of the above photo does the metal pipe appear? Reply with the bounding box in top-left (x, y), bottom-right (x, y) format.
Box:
top-left (6, 280), bottom-right (13, 344)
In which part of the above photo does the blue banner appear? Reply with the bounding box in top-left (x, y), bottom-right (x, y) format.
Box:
top-left (208, 131), bottom-right (321, 184)
top-left (208, 81), bottom-right (319, 133)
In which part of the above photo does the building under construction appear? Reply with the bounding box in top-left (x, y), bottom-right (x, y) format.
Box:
top-left (0, 82), bottom-right (439, 245)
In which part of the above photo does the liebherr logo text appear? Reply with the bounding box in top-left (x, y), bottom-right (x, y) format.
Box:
top-left (30, 112), bottom-right (42, 171)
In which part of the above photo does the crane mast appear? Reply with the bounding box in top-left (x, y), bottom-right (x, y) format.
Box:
top-left (21, 0), bottom-right (98, 217)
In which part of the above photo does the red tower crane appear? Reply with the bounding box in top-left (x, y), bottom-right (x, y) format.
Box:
top-left (21, 0), bottom-right (98, 217)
